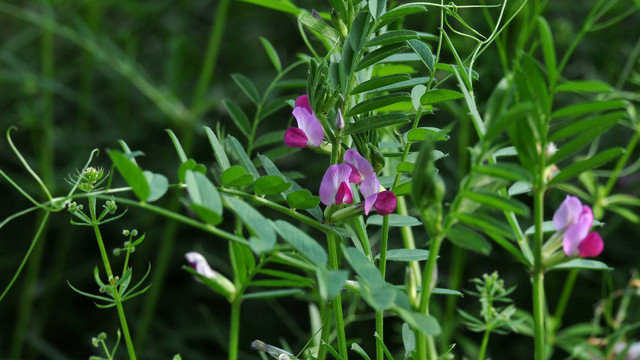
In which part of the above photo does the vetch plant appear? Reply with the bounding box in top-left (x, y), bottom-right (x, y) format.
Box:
top-left (0, 1), bottom-right (639, 359)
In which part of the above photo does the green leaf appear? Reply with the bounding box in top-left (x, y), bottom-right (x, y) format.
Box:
top-left (550, 111), bottom-right (623, 142)
top-left (185, 170), bottom-right (222, 225)
top-left (550, 128), bottom-right (609, 164)
top-left (259, 37), bottom-right (281, 72)
top-left (231, 73), bottom-right (260, 104)
top-left (379, 4), bottom-right (427, 22)
top-left (454, 213), bottom-right (513, 239)
top-left (242, 288), bottom-right (303, 300)
top-left (258, 97), bottom-right (289, 121)
top-left (221, 165), bottom-right (254, 187)
top-left (254, 175), bottom-right (291, 195)
top-left (406, 39), bottom-right (434, 71)
top-left (253, 130), bottom-right (286, 149)
top-left (259, 155), bottom-right (323, 220)
top-left (420, 89), bottom-right (463, 105)
top-left (395, 308), bottom-right (441, 336)
top-left (316, 268), bottom-right (349, 301)
top-left (367, 76), bottom-right (432, 93)
top-left (225, 197), bottom-right (276, 253)
top-left (346, 93), bottom-right (411, 117)
top-left (165, 129), bottom-right (188, 163)
top-left (397, 161), bottom-right (414, 173)
top-left (222, 100), bottom-right (251, 137)
top-left (357, 43), bottom-right (409, 71)
top-left (227, 136), bottom-right (260, 179)
top-left (348, 11), bottom-right (370, 52)
top-left (548, 259), bottom-right (612, 271)
top-left (377, 248), bottom-right (430, 261)
top-left (351, 343), bottom-right (372, 360)
top-left (368, 0), bottom-right (386, 19)
top-left (475, 163), bottom-right (533, 183)
top-left (402, 323), bottom-right (416, 355)
top-left (445, 226), bottom-right (492, 255)
top-left (548, 147), bottom-right (625, 185)
top-left (237, 0), bottom-right (301, 16)
top-left (367, 30), bottom-right (418, 47)
top-left (556, 80), bottom-right (612, 93)
top-left (411, 84), bottom-right (426, 110)
top-left (143, 171), bottom-right (168, 202)
top-left (274, 220), bottom-right (327, 265)
top-left (367, 214), bottom-right (422, 227)
top-left (352, 74), bottom-right (411, 94)
top-left (108, 150), bottom-right (150, 201)
top-left (485, 102), bottom-right (535, 142)
top-left (204, 126), bottom-right (231, 170)
top-left (406, 127), bottom-right (448, 142)
top-left (435, 63), bottom-right (479, 80)
top-left (464, 191), bottom-right (530, 217)
top-left (298, 12), bottom-right (341, 43)
top-left (551, 99), bottom-right (627, 119)
top-left (344, 113), bottom-right (410, 135)
top-left (286, 189), bottom-right (321, 209)
top-left (536, 16), bottom-right (557, 83)
top-left (343, 247), bottom-right (384, 288)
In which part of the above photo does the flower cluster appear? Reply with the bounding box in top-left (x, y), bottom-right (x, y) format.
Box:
top-left (283, 95), bottom-right (324, 148)
top-left (553, 195), bottom-right (604, 258)
top-left (319, 149), bottom-right (396, 216)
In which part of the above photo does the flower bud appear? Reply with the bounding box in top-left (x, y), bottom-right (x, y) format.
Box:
top-left (335, 108), bottom-right (345, 131)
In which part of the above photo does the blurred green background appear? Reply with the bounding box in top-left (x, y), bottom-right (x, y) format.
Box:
top-left (1, 1), bottom-right (640, 359)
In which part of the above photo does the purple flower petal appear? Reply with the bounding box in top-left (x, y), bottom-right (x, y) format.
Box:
top-left (293, 107), bottom-right (324, 147)
top-left (335, 108), bottom-right (345, 131)
top-left (553, 195), bottom-right (582, 231)
top-left (374, 191), bottom-right (397, 215)
top-left (578, 232), bottom-right (603, 258)
top-left (295, 94), bottom-right (313, 114)
top-left (284, 127), bottom-right (308, 148)
top-left (320, 163), bottom-right (353, 206)
top-left (185, 252), bottom-right (216, 279)
top-left (360, 175), bottom-right (380, 214)
top-left (563, 205), bottom-right (594, 256)
top-left (344, 149), bottom-right (375, 181)
top-left (335, 182), bottom-right (353, 205)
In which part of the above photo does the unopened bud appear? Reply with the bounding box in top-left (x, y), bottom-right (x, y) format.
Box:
top-left (335, 109), bottom-right (345, 131)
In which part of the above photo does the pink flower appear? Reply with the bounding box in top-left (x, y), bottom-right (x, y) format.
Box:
top-left (319, 163), bottom-right (353, 206)
top-left (553, 195), bottom-right (603, 258)
top-left (284, 95), bottom-right (324, 148)
top-left (374, 191), bottom-right (397, 215)
top-left (185, 251), bottom-right (217, 279)
top-left (344, 149), bottom-right (380, 214)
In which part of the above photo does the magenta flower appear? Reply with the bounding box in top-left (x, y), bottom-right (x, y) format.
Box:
top-left (284, 95), bottom-right (324, 148)
top-left (553, 195), bottom-right (603, 258)
top-left (319, 163), bottom-right (354, 206)
top-left (374, 191), bottom-right (397, 215)
top-left (344, 149), bottom-right (381, 214)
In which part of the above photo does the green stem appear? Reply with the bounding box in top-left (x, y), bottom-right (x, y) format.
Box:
top-left (328, 232), bottom-right (348, 360)
top-left (533, 185), bottom-right (546, 360)
top-left (228, 300), bottom-right (242, 360)
top-left (477, 328), bottom-right (491, 360)
top-left (417, 232), bottom-right (444, 360)
top-left (90, 198), bottom-right (137, 360)
top-left (552, 269), bottom-right (578, 331)
top-left (317, 302), bottom-right (331, 360)
top-left (376, 215), bottom-right (390, 360)
top-left (191, 0), bottom-right (231, 113)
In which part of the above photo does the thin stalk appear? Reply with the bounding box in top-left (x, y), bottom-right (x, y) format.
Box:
top-left (477, 328), bottom-right (491, 360)
top-left (191, 0), bottom-right (231, 112)
top-left (552, 269), bottom-right (579, 330)
top-left (7, 211), bottom-right (50, 359)
top-left (417, 232), bottom-right (445, 360)
top-left (603, 130), bottom-right (640, 197)
top-left (316, 303), bottom-right (331, 360)
top-left (228, 300), bottom-right (242, 360)
top-left (90, 198), bottom-right (137, 360)
top-left (533, 185), bottom-right (546, 360)
top-left (376, 215), bottom-right (390, 360)
top-left (328, 232), bottom-right (348, 360)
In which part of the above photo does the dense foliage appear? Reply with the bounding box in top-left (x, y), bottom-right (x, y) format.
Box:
top-left (1, 1), bottom-right (640, 359)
